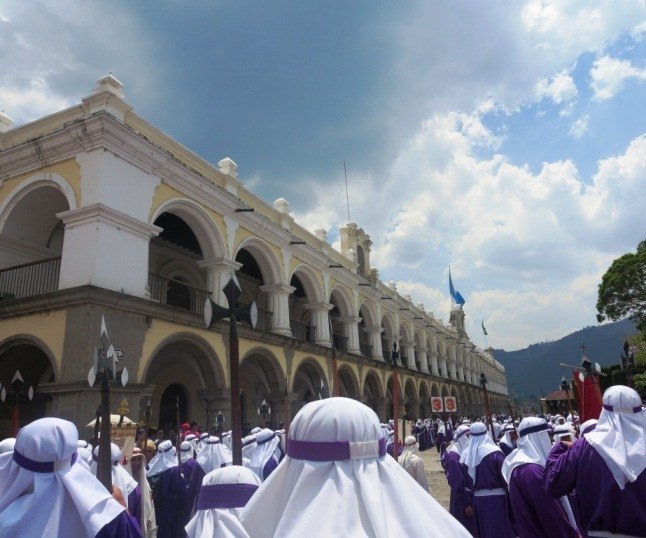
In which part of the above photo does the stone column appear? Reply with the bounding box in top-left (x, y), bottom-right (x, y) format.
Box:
top-left (364, 326), bottom-right (384, 362)
top-left (260, 283), bottom-right (295, 336)
top-left (338, 316), bottom-right (361, 354)
top-left (449, 361), bottom-right (457, 380)
top-left (439, 358), bottom-right (449, 378)
top-left (430, 349), bottom-right (440, 376)
top-left (418, 347), bottom-right (429, 373)
top-left (403, 340), bottom-right (416, 370)
top-left (305, 302), bottom-right (334, 347)
top-left (198, 257), bottom-right (242, 306)
top-left (458, 365), bottom-right (465, 382)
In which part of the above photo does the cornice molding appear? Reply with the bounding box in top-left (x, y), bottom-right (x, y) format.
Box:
top-left (57, 203), bottom-right (162, 240)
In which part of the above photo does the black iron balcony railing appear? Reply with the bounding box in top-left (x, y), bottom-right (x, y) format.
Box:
top-left (148, 273), bottom-right (210, 315)
top-left (0, 257), bottom-right (61, 301)
top-left (290, 319), bottom-right (316, 343)
top-left (237, 302), bottom-right (272, 333)
top-left (332, 332), bottom-right (348, 352)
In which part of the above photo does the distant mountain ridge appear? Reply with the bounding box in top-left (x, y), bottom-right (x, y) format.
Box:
top-left (494, 319), bottom-right (637, 398)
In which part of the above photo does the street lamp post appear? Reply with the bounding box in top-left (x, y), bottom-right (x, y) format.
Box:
top-left (0, 370), bottom-right (34, 436)
top-left (87, 316), bottom-right (128, 492)
top-left (204, 276), bottom-right (257, 465)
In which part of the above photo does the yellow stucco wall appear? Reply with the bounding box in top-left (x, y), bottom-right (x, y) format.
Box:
top-left (0, 159), bottom-right (81, 207)
top-left (0, 310), bottom-right (67, 378)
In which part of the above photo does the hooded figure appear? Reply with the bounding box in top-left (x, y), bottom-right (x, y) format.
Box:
top-left (184, 434), bottom-right (198, 458)
top-left (0, 417), bottom-right (140, 537)
top-left (502, 417), bottom-right (578, 538)
top-left (240, 397), bottom-right (471, 538)
top-left (499, 423), bottom-right (517, 456)
top-left (399, 436), bottom-right (429, 492)
top-left (185, 466), bottom-right (261, 538)
top-left (0, 438), bottom-right (16, 454)
top-left (147, 439), bottom-right (187, 538)
top-left (442, 424), bottom-right (475, 535)
top-left (180, 440), bottom-right (201, 519)
top-left (196, 432), bottom-right (209, 453)
top-left (247, 428), bottom-right (280, 481)
top-left (91, 443), bottom-right (142, 524)
top-left (579, 418), bottom-right (598, 435)
top-left (130, 447), bottom-right (157, 537)
top-left (459, 422), bottom-right (515, 538)
top-left (241, 435), bottom-right (256, 462)
top-left (552, 424), bottom-right (575, 443)
top-left (545, 385), bottom-right (646, 536)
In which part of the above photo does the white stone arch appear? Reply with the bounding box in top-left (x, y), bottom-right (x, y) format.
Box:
top-left (426, 334), bottom-right (436, 356)
top-left (357, 297), bottom-right (378, 327)
top-left (414, 328), bottom-right (424, 349)
top-left (362, 369), bottom-right (385, 400)
top-left (0, 172), bottom-right (77, 232)
top-left (398, 319), bottom-right (413, 343)
top-left (381, 311), bottom-right (397, 338)
top-left (289, 263), bottom-right (324, 303)
top-left (235, 236), bottom-right (283, 285)
top-left (150, 198), bottom-right (226, 259)
top-left (328, 284), bottom-right (354, 317)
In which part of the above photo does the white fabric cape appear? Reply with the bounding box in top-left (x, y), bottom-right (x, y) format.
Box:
top-left (185, 466), bottom-right (261, 538)
top-left (247, 429), bottom-right (280, 480)
top-left (196, 436), bottom-right (233, 474)
top-left (147, 440), bottom-right (178, 478)
top-left (446, 425), bottom-right (470, 456)
top-left (241, 397), bottom-right (470, 538)
top-left (0, 418), bottom-right (124, 538)
top-left (584, 385), bottom-right (646, 489)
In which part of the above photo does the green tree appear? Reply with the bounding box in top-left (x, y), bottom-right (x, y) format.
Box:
top-left (597, 240), bottom-right (646, 332)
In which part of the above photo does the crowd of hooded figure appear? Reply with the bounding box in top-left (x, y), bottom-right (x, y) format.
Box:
top-left (0, 384), bottom-right (644, 537)
top-left (440, 384), bottom-right (646, 538)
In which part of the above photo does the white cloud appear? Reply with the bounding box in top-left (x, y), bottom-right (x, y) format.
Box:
top-left (590, 55), bottom-right (646, 100)
top-left (295, 98), bottom-right (645, 349)
top-left (535, 70), bottom-right (578, 104)
top-left (569, 115), bottom-right (590, 139)
top-left (0, 0), bottom-right (159, 125)
top-left (0, 78), bottom-right (74, 125)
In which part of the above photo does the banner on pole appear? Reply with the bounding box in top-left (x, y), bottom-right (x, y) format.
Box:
top-left (431, 397), bottom-right (444, 413)
top-left (444, 396), bottom-right (457, 413)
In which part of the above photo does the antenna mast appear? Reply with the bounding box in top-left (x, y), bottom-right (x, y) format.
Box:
top-left (343, 159), bottom-right (351, 224)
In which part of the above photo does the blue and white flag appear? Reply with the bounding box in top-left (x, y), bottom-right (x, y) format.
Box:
top-left (448, 268), bottom-right (466, 305)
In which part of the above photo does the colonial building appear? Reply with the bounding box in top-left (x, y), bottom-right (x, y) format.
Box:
top-left (0, 75), bottom-right (508, 437)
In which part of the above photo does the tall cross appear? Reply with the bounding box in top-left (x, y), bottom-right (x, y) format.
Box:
top-left (204, 275), bottom-right (257, 465)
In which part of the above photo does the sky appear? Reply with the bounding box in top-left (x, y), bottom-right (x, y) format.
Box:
top-left (1, 0), bottom-right (644, 352)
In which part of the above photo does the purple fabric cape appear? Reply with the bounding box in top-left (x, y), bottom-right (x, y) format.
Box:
top-left (149, 465), bottom-right (187, 538)
top-left (544, 437), bottom-right (646, 536)
top-left (96, 511), bottom-right (142, 538)
top-left (508, 462), bottom-right (578, 538)
top-left (181, 458), bottom-right (202, 517)
top-left (470, 451), bottom-right (515, 538)
top-left (443, 450), bottom-right (477, 536)
top-left (126, 486), bottom-right (142, 529)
